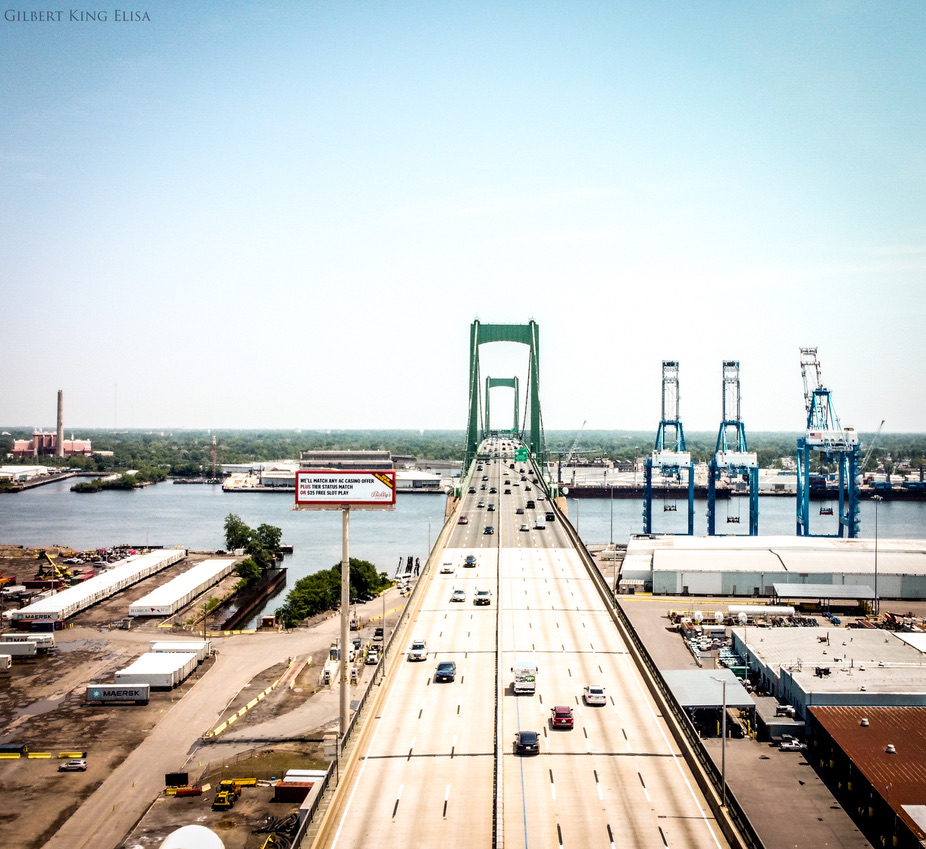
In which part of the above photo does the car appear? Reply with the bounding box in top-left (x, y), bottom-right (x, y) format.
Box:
top-left (373, 626), bottom-right (384, 641)
top-left (435, 660), bottom-right (457, 682)
top-left (464, 555), bottom-right (477, 567)
top-left (487, 503), bottom-right (495, 512)
top-left (408, 638), bottom-right (427, 661)
top-left (483, 526), bottom-right (495, 535)
top-left (366, 646), bottom-right (380, 664)
top-left (550, 705), bottom-right (574, 729)
top-left (451, 588), bottom-right (466, 602)
top-left (458, 515), bottom-right (469, 525)
top-left (583, 684), bottom-right (607, 706)
top-left (474, 588), bottom-right (492, 605)
top-left (58, 759), bottom-right (87, 772)
top-left (482, 475), bottom-right (489, 481)
top-left (440, 563), bottom-right (454, 574)
top-left (489, 486), bottom-right (497, 493)
top-left (480, 483), bottom-right (487, 490)
top-left (516, 507), bottom-right (524, 514)
top-left (468, 486), bottom-right (476, 494)
top-left (504, 488), bottom-right (511, 495)
top-left (525, 485), bottom-right (532, 492)
top-left (779, 739), bottom-right (807, 751)
top-left (519, 523), bottom-right (530, 532)
top-left (514, 730), bottom-right (540, 755)
top-left (526, 499), bottom-right (535, 509)
top-left (477, 500), bottom-right (485, 508)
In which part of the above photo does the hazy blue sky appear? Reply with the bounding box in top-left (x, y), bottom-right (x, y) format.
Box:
top-left (3, 2), bottom-right (924, 434)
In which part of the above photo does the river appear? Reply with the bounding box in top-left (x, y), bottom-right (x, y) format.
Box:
top-left (1, 480), bottom-right (924, 625)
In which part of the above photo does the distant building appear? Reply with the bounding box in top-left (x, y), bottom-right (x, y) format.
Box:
top-left (299, 450), bottom-right (394, 471)
top-left (11, 431), bottom-right (92, 459)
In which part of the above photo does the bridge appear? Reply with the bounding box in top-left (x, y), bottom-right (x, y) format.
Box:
top-left (310, 322), bottom-right (742, 849)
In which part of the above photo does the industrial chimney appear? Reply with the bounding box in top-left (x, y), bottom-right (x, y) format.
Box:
top-left (56, 390), bottom-right (64, 458)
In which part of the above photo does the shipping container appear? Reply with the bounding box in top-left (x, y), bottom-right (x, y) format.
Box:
top-left (273, 780), bottom-right (313, 803)
top-left (129, 559), bottom-right (236, 617)
top-left (3, 632), bottom-right (55, 649)
top-left (85, 684), bottom-right (150, 705)
top-left (149, 639), bottom-right (211, 663)
top-left (115, 651), bottom-right (198, 689)
top-left (2, 642), bottom-right (37, 657)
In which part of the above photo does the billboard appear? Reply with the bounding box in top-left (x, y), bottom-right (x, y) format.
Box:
top-left (295, 470), bottom-right (396, 510)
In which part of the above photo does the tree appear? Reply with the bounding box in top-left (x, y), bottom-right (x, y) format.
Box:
top-left (224, 514), bottom-right (251, 551)
top-left (235, 557), bottom-right (262, 586)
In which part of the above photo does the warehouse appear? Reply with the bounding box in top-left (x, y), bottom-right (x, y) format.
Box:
top-left (730, 627), bottom-right (926, 719)
top-left (128, 558), bottom-right (236, 617)
top-left (9, 549), bottom-right (187, 623)
top-left (622, 535), bottom-right (926, 600)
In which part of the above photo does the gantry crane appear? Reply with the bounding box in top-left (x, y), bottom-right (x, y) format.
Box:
top-left (643, 361), bottom-right (694, 535)
top-left (796, 347), bottom-right (860, 538)
top-left (707, 361), bottom-right (759, 535)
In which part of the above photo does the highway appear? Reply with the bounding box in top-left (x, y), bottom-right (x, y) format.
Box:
top-left (316, 439), bottom-right (729, 849)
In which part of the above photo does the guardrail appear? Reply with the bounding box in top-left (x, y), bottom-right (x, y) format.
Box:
top-left (295, 504), bottom-right (458, 849)
top-left (554, 506), bottom-right (763, 849)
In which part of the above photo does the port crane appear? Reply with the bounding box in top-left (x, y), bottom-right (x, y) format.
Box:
top-left (707, 361), bottom-right (759, 535)
top-left (796, 347), bottom-right (860, 538)
top-left (643, 361), bottom-right (694, 535)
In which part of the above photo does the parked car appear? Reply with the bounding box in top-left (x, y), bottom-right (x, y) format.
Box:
top-left (779, 739), bottom-right (807, 751)
top-left (514, 730), bottom-right (540, 755)
top-left (435, 660), bottom-right (457, 682)
top-left (550, 706), bottom-right (574, 729)
top-left (58, 759), bottom-right (87, 772)
top-left (583, 684), bottom-right (607, 706)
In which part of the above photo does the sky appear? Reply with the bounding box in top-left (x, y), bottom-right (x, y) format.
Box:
top-left (2, 1), bottom-right (925, 435)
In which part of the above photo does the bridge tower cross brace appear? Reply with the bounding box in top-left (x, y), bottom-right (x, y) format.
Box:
top-left (485, 376), bottom-right (519, 436)
top-left (465, 321), bottom-right (544, 471)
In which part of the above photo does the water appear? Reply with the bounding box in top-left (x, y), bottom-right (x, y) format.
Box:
top-left (1, 482), bottom-right (923, 624)
top-left (0, 480), bottom-right (445, 627)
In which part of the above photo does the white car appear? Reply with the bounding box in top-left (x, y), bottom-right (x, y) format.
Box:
top-left (408, 638), bottom-right (428, 661)
top-left (440, 563), bottom-right (454, 574)
top-left (451, 588), bottom-right (466, 602)
top-left (583, 684), bottom-right (607, 706)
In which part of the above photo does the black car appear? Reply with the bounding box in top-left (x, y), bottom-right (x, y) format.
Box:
top-left (435, 660), bottom-right (457, 682)
top-left (515, 731), bottom-right (540, 755)
top-left (373, 626), bottom-right (384, 641)
top-left (483, 526), bottom-right (494, 535)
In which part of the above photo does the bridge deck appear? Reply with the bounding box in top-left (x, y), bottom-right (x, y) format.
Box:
top-left (315, 443), bottom-right (729, 849)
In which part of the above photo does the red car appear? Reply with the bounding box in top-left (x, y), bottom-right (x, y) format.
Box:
top-left (550, 705), bottom-right (574, 729)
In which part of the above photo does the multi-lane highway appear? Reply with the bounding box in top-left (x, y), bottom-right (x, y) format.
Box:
top-left (316, 439), bottom-right (729, 849)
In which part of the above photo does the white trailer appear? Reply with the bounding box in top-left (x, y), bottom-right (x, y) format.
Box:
top-left (2, 632), bottom-right (55, 650)
top-left (115, 651), bottom-right (198, 689)
top-left (149, 639), bottom-right (211, 663)
top-left (0, 655), bottom-right (10, 672)
top-left (2, 642), bottom-right (37, 657)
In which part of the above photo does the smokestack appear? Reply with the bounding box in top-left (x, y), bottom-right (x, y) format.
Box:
top-left (56, 390), bottom-right (64, 458)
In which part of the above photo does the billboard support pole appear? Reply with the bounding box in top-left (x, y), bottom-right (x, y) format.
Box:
top-left (340, 506), bottom-right (350, 764)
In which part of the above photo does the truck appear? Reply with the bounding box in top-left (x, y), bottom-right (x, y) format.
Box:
top-left (512, 659), bottom-right (538, 695)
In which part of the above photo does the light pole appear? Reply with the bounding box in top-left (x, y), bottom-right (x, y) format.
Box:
top-left (873, 495), bottom-right (883, 616)
top-left (711, 675), bottom-right (728, 808)
top-left (609, 484), bottom-right (614, 545)
top-left (428, 516), bottom-right (432, 555)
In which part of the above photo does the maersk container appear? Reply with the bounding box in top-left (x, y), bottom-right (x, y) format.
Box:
top-left (3, 632), bottom-right (55, 649)
top-left (85, 684), bottom-right (150, 705)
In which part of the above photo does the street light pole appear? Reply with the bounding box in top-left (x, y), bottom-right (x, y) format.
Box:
top-left (873, 495), bottom-right (883, 616)
top-left (712, 675), bottom-right (728, 808)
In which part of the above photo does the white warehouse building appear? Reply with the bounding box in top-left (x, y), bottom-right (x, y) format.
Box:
top-left (622, 535), bottom-right (926, 600)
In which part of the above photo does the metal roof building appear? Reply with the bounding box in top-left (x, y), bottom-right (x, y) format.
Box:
top-left (808, 705), bottom-right (926, 849)
top-left (731, 628), bottom-right (926, 718)
top-left (623, 535), bottom-right (926, 600)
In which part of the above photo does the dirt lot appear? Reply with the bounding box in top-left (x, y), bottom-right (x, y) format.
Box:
top-left (0, 546), bottom-right (347, 849)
